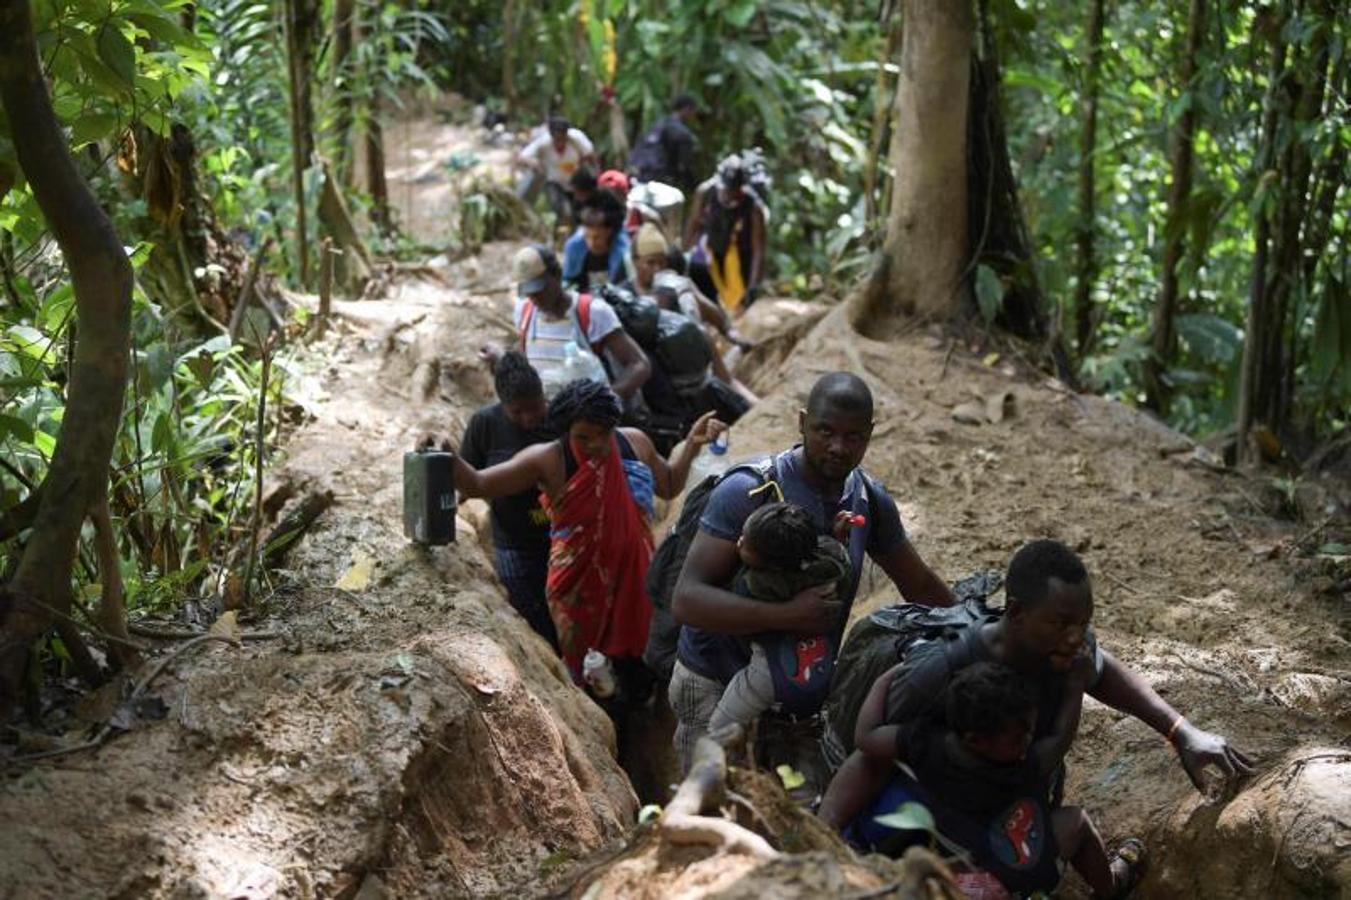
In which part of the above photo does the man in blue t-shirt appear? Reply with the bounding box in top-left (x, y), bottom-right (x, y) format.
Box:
top-left (669, 372), bottom-right (955, 788)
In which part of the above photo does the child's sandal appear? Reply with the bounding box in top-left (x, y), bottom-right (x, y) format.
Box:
top-left (1111, 837), bottom-right (1148, 898)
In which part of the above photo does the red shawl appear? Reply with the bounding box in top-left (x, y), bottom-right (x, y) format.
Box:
top-left (541, 435), bottom-right (655, 680)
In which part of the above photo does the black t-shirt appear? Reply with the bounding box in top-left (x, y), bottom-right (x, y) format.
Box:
top-left (582, 251), bottom-right (611, 289)
top-left (884, 622), bottom-right (1104, 742)
top-left (458, 404), bottom-right (551, 552)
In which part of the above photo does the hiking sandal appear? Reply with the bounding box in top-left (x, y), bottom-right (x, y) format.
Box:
top-left (1110, 837), bottom-right (1148, 898)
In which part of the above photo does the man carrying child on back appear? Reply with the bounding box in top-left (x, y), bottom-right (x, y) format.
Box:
top-left (668, 372), bottom-right (955, 795)
top-left (819, 539), bottom-right (1255, 897)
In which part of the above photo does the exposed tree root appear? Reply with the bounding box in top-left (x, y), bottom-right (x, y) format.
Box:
top-left (660, 726), bottom-right (778, 860)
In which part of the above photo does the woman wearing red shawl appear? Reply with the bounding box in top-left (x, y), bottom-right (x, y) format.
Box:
top-left (430, 379), bottom-right (725, 688)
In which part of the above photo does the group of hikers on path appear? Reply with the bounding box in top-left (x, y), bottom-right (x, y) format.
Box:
top-left (415, 99), bottom-right (1256, 898)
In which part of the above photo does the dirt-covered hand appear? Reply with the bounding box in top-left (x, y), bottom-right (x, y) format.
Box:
top-left (779, 583), bottom-right (841, 636)
top-left (686, 411), bottom-right (727, 449)
top-left (415, 432), bottom-right (454, 453)
top-left (1175, 722), bottom-right (1255, 792)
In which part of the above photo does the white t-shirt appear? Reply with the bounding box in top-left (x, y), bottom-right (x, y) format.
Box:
top-left (520, 128), bottom-right (595, 186)
top-left (513, 292), bottom-right (620, 384)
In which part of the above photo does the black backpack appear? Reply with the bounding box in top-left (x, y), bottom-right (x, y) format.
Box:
top-left (628, 120), bottom-right (671, 183)
top-left (819, 571), bottom-right (1004, 771)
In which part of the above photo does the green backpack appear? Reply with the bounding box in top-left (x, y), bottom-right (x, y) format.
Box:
top-left (820, 571), bottom-right (1003, 771)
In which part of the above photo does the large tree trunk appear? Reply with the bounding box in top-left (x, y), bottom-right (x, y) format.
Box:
top-left (1074, 0), bottom-right (1106, 358)
top-left (965, 0), bottom-right (1047, 341)
top-left (284, 0), bottom-right (319, 286)
top-left (0, 0), bottom-right (133, 715)
top-left (366, 99), bottom-right (392, 236)
top-left (1144, 0), bottom-right (1207, 416)
top-left (850, 0), bottom-right (972, 335)
top-left (330, 0), bottom-right (357, 183)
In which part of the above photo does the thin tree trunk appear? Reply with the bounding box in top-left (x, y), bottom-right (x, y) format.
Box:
top-left (366, 96), bottom-right (391, 236)
top-left (1144, 0), bottom-right (1206, 416)
top-left (1074, 0), bottom-right (1106, 358)
top-left (284, 0), bottom-right (319, 286)
top-left (863, 5), bottom-right (902, 233)
top-left (0, 0), bottom-right (134, 713)
top-left (502, 0), bottom-right (519, 116)
top-left (850, 0), bottom-right (972, 335)
top-left (1237, 7), bottom-right (1290, 464)
top-left (331, 0), bottom-right (357, 183)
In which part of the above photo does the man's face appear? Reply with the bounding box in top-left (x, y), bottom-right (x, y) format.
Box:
top-left (568, 420), bottom-right (613, 460)
top-left (572, 186), bottom-right (595, 205)
top-left (582, 221), bottom-right (613, 256)
top-left (635, 251), bottom-right (666, 287)
top-left (503, 397), bottom-right (547, 432)
top-left (550, 128), bottom-right (568, 153)
top-left (799, 405), bottom-right (873, 482)
top-left (1007, 577), bottom-right (1094, 672)
top-left (525, 275), bottom-right (567, 316)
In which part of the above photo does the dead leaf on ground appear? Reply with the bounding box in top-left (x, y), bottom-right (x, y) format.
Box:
top-left (335, 549), bottom-right (376, 591)
top-left (209, 609), bottom-right (241, 643)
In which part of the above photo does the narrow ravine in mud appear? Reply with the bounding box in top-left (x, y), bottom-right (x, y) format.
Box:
top-left (1, 114), bottom-right (1347, 899)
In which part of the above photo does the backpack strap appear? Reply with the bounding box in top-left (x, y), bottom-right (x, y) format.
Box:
top-left (571, 292), bottom-right (599, 353)
top-left (518, 299), bottom-right (536, 352)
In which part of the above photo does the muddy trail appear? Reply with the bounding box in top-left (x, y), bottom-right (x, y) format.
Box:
top-left (1, 115), bottom-right (1348, 899)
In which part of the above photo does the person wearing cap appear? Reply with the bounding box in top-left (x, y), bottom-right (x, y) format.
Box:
top-left (684, 153), bottom-right (768, 315)
top-left (630, 224), bottom-right (751, 353)
top-left (562, 190), bottom-right (634, 290)
top-left (506, 243), bottom-right (651, 402)
top-left (628, 94), bottom-right (699, 194)
top-left (515, 116), bottom-right (599, 227)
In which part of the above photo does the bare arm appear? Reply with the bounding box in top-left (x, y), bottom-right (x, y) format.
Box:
top-left (625, 412), bottom-right (724, 500)
top-left (599, 328), bottom-right (651, 401)
top-left (873, 541), bottom-right (956, 607)
top-left (672, 530), bottom-right (841, 637)
top-left (855, 664), bottom-right (904, 759)
top-left (454, 442), bottom-right (555, 501)
top-left (747, 205), bottom-right (766, 292)
top-left (684, 183), bottom-right (709, 250)
top-left (1090, 649), bottom-right (1254, 790)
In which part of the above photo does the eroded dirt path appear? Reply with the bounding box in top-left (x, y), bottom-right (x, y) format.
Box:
top-left (0, 111), bottom-right (1346, 900)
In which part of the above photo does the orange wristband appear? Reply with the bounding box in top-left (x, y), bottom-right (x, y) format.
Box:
top-left (1166, 716), bottom-right (1186, 746)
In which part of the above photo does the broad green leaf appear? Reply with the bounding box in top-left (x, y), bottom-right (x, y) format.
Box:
top-left (0, 413), bottom-right (34, 444)
top-left (97, 23), bottom-right (137, 88)
top-left (874, 801), bottom-right (937, 833)
top-left (1175, 313), bottom-right (1242, 363)
top-left (724, 0), bottom-right (758, 28)
top-left (775, 764), bottom-right (806, 791)
top-left (975, 264), bottom-right (1004, 324)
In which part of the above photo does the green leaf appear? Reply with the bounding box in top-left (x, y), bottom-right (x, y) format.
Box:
top-left (97, 24), bottom-right (137, 88)
top-left (975, 264), bottom-right (1004, 323)
top-left (775, 764), bottom-right (806, 791)
top-left (1317, 542), bottom-right (1348, 557)
top-left (70, 112), bottom-right (121, 147)
top-left (0, 413), bottom-right (34, 444)
top-left (1175, 313), bottom-right (1242, 363)
top-left (874, 801), bottom-right (937, 833)
top-left (724, 0), bottom-right (758, 28)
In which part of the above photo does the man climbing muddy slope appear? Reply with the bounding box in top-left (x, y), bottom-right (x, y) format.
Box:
top-left (819, 539), bottom-right (1254, 895)
top-left (669, 372), bottom-right (954, 793)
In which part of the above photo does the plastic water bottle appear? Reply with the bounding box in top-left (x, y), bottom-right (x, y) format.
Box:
top-left (582, 649), bottom-right (617, 698)
top-left (689, 431), bottom-right (731, 484)
top-left (560, 340), bottom-right (608, 389)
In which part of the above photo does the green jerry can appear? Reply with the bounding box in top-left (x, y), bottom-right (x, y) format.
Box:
top-left (403, 451), bottom-right (456, 545)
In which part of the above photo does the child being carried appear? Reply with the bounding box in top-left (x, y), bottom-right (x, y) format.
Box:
top-left (707, 502), bottom-right (853, 734)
